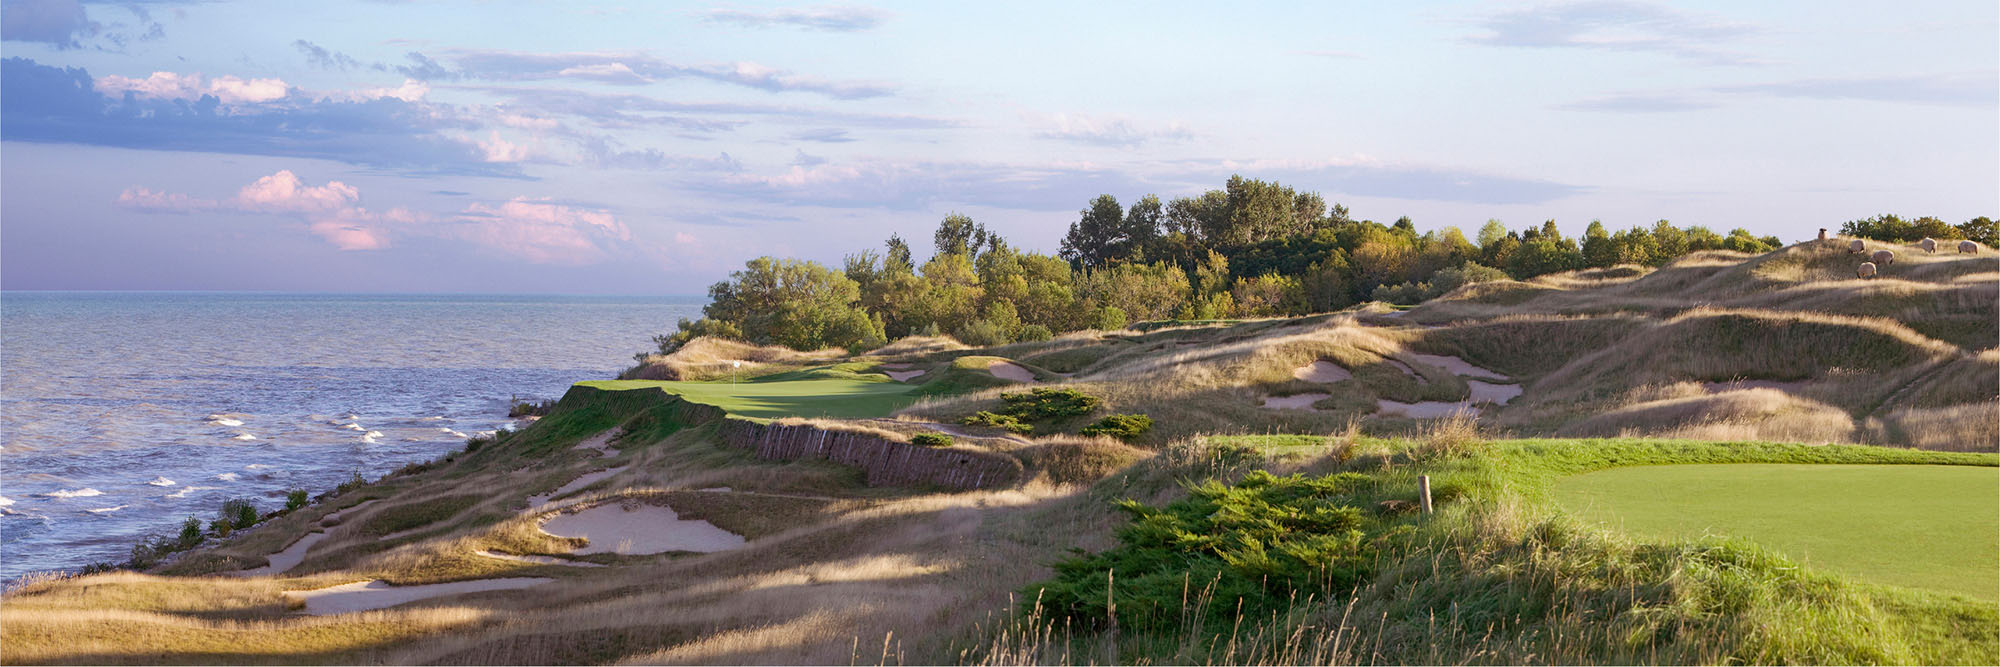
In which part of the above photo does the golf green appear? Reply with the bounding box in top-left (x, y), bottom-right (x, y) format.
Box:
top-left (577, 377), bottom-right (920, 419)
top-left (1556, 463), bottom-right (1998, 600)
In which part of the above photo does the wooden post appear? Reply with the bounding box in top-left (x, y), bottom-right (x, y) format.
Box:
top-left (1419, 475), bottom-right (1434, 514)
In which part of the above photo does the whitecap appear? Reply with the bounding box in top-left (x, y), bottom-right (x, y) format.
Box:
top-left (167, 485), bottom-right (220, 499)
top-left (146, 476), bottom-right (177, 487)
top-left (341, 423), bottom-right (366, 431)
top-left (232, 433), bottom-right (257, 441)
top-left (0, 496), bottom-right (13, 507)
top-left (41, 488), bottom-right (103, 498)
top-left (244, 464), bottom-right (272, 470)
top-left (445, 430), bottom-right (468, 439)
top-left (216, 472), bottom-right (241, 482)
top-left (360, 435), bottom-right (380, 444)
top-left (364, 431), bottom-right (384, 438)
top-left (85, 505), bottom-right (129, 514)
top-left (208, 418), bottom-right (245, 427)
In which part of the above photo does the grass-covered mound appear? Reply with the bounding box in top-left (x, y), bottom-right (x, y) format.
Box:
top-left (993, 437), bottom-right (1999, 665)
top-left (578, 363), bottom-right (922, 420)
top-left (1555, 463), bottom-right (1997, 599)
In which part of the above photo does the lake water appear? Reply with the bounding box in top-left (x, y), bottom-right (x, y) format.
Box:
top-left (0, 292), bottom-right (702, 579)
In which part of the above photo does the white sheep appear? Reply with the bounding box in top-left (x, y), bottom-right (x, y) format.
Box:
top-left (1962, 240), bottom-right (1980, 254)
top-left (1848, 239), bottom-right (1865, 253)
top-left (1920, 237), bottom-right (1936, 253)
top-left (1857, 262), bottom-right (1877, 279)
top-left (1871, 249), bottom-right (1895, 266)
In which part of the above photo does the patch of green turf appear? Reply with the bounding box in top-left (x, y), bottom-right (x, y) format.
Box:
top-left (577, 372), bottom-right (920, 419)
top-left (1556, 463), bottom-right (1999, 600)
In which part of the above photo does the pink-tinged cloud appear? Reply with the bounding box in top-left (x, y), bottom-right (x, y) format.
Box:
top-left (454, 197), bottom-right (630, 264)
top-left (119, 172), bottom-right (636, 262)
top-left (95, 71), bottom-right (290, 105)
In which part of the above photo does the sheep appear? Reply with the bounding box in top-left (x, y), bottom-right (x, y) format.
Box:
top-left (1871, 249), bottom-right (1895, 266)
top-left (1849, 239), bottom-right (1865, 253)
top-left (1962, 240), bottom-right (1980, 254)
top-left (1857, 262), bottom-right (1877, 279)
top-left (1920, 237), bottom-right (1936, 253)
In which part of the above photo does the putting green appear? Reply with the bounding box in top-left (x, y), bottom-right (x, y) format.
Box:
top-left (577, 376), bottom-right (920, 420)
top-left (1556, 463), bottom-right (1998, 600)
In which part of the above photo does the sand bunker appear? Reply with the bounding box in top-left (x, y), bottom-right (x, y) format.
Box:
top-left (1261, 393), bottom-right (1330, 410)
top-left (1405, 354), bottom-right (1507, 380)
top-left (287, 578), bottom-right (553, 615)
top-left (987, 361), bottom-right (1037, 383)
top-left (573, 428), bottom-right (621, 458)
top-left (528, 466), bottom-right (628, 508)
top-left (883, 369), bottom-right (925, 382)
top-left (1466, 380), bottom-right (1524, 404)
top-left (1292, 361), bottom-right (1353, 383)
top-left (1377, 400), bottom-right (1480, 418)
top-left (539, 503), bottom-right (745, 555)
top-left (475, 549), bottom-right (606, 568)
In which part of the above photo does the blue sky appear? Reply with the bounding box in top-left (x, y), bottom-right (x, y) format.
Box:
top-left (2, 0), bottom-right (1993, 293)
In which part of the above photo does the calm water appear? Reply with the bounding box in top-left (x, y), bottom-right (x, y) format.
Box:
top-left (0, 292), bottom-right (702, 578)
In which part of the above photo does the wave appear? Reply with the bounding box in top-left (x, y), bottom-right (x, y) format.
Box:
top-left (146, 477), bottom-right (176, 487)
top-left (0, 496), bottom-right (13, 507)
top-left (340, 423), bottom-right (366, 431)
top-left (166, 485), bottom-right (220, 499)
top-left (85, 505), bottom-right (129, 514)
top-left (41, 488), bottom-right (103, 499)
top-left (232, 433), bottom-right (257, 441)
top-left (364, 431), bottom-right (384, 438)
top-left (215, 472), bottom-right (240, 482)
top-left (207, 417), bottom-right (245, 427)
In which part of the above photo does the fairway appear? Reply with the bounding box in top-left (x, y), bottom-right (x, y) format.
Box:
top-left (576, 376), bottom-right (921, 419)
top-left (1556, 463), bottom-right (1999, 600)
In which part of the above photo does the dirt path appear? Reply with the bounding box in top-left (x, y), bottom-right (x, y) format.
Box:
top-left (286, 578), bottom-right (553, 615)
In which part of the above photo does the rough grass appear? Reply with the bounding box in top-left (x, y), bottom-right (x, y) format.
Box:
top-left (622, 336), bottom-right (845, 381)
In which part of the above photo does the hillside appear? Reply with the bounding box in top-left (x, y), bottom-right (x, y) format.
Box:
top-left (3, 240), bottom-right (1995, 665)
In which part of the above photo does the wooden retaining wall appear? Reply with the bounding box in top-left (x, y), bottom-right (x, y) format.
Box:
top-left (715, 419), bottom-right (1022, 490)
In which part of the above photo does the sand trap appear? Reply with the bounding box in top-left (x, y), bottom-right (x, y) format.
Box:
top-left (1406, 354), bottom-right (1507, 380)
top-left (1261, 393), bottom-right (1330, 410)
top-left (1292, 361), bottom-right (1353, 383)
top-left (1377, 400), bottom-right (1480, 418)
top-left (528, 466), bottom-right (628, 508)
top-left (573, 428), bottom-right (622, 458)
top-left (475, 549), bottom-right (605, 568)
top-left (987, 361), bottom-right (1037, 383)
top-left (287, 578), bottom-right (553, 615)
top-left (1702, 379), bottom-right (1806, 394)
top-left (539, 503), bottom-right (745, 555)
top-left (234, 531), bottom-right (328, 576)
top-left (883, 369), bottom-right (925, 382)
top-left (1466, 380), bottom-right (1524, 404)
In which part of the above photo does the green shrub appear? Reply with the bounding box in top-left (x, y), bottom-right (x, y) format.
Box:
top-left (508, 397), bottom-right (557, 417)
top-left (1000, 387), bottom-right (1101, 420)
top-left (176, 516), bottom-right (204, 550)
top-left (962, 410), bottom-right (1033, 434)
top-left (1017, 324), bottom-right (1054, 342)
top-left (219, 498), bottom-right (260, 530)
top-left (285, 489), bottom-right (310, 511)
top-left (209, 518), bottom-right (232, 538)
top-left (955, 319), bottom-right (1013, 347)
top-left (1078, 413), bottom-right (1153, 441)
top-left (910, 433), bottom-right (954, 447)
top-left (1026, 470), bottom-right (1404, 634)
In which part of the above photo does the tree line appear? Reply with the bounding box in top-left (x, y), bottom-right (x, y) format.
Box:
top-left (655, 175), bottom-right (1969, 353)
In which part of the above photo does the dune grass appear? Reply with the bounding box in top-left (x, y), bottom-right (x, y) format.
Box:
top-left (1555, 463), bottom-right (1998, 599)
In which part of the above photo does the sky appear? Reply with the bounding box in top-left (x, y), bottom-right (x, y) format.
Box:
top-left (1, 0), bottom-right (1994, 294)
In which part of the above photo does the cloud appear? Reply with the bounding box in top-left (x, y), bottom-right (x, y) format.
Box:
top-left (1713, 72), bottom-right (1997, 108)
top-left (1188, 158), bottom-right (1590, 205)
top-left (788, 127), bottom-right (854, 143)
top-left (1555, 92), bottom-right (1718, 113)
top-left (1464, 1), bottom-right (1761, 65)
top-left (421, 50), bottom-right (896, 99)
top-left (1031, 113), bottom-right (1194, 148)
top-left (120, 171), bottom-right (634, 262)
top-left (469, 85), bottom-right (955, 131)
top-left (1292, 50), bottom-right (1364, 59)
top-left (294, 40), bottom-right (363, 70)
top-left (2, 57), bottom-right (510, 176)
top-left (1, 0), bottom-right (95, 49)
top-left (701, 5), bottom-right (889, 31)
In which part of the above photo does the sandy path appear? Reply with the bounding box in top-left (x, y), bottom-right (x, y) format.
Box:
top-left (286, 578), bottom-right (553, 615)
top-left (1466, 380), bottom-right (1524, 404)
top-left (1292, 361), bottom-right (1353, 383)
top-left (574, 428), bottom-right (622, 458)
top-left (1406, 354), bottom-right (1507, 380)
top-left (883, 369), bottom-right (925, 382)
top-left (539, 504), bottom-right (745, 555)
top-left (986, 361), bottom-right (1037, 383)
top-left (1377, 400), bottom-right (1480, 418)
top-left (474, 550), bottom-right (606, 568)
top-left (528, 466), bottom-right (629, 509)
top-left (233, 532), bottom-right (328, 576)
top-left (1261, 393), bottom-right (1329, 410)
